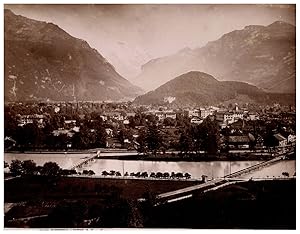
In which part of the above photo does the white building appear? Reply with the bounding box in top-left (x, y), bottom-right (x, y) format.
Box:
top-left (18, 114), bottom-right (44, 127)
top-left (123, 119), bottom-right (130, 125)
top-left (216, 111), bottom-right (244, 124)
top-left (165, 112), bottom-right (177, 119)
top-left (65, 120), bottom-right (76, 124)
top-left (248, 112), bottom-right (259, 121)
top-left (288, 134), bottom-right (296, 144)
top-left (105, 128), bottom-right (114, 137)
top-left (191, 117), bottom-right (203, 125)
top-left (233, 111), bottom-right (244, 120)
top-left (188, 109), bottom-right (200, 118)
top-left (155, 112), bottom-right (165, 121)
top-left (200, 108), bottom-right (212, 119)
top-left (274, 133), bottom-right (287, 147)
top-left (100, 115), bottom-right (108, 121)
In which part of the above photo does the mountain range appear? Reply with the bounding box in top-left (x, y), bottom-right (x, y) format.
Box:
top-left (4, 9), bottom-right (296, 104)
top-left (134, 71), bottom-right (295, 107)
top-left (133, 21), bottom-right (295, 93)
top-left (4, 9), bottom-right (143, 102)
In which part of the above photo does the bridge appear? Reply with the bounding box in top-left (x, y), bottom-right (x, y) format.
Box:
top-left (69, 151), bottom-right (100, 170)
top-left (224, 154), bottom-right (286, 179)
top-left (153, 151), bottom-right (294, 206)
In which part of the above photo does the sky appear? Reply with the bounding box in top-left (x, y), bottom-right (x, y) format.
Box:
top-left (4, 4), bottom-right (296, 80)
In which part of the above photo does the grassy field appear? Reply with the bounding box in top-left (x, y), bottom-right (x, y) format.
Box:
top-left (5, 175), bottom-right (202, 228)
top-left (5, 176), bottom-right (201, 202)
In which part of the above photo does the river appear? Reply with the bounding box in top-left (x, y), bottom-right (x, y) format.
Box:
top-left (4, 153), bottom-right (296, 179)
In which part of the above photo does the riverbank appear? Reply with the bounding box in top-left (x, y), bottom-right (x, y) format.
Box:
top-left (97, 151), bottom-right (295, 162)
top-left (5, 148), bottom-right (295, 162)
top-left (97, 154), bottom-right (270, 161)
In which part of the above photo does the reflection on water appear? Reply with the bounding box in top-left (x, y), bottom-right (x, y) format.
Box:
top-left (4, 153), bottom-right (295, 179)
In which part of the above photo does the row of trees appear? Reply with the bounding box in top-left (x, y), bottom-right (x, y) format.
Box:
top-left (7, 159), bottom-right (100, 178)
top-left (7, 160), bottom-right (98, 177)
top-left (101, 170), bottom-right (192, 179)
top-left (8, 160), bottom-right (62, 176)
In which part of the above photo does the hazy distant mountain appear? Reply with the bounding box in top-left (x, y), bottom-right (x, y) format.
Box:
top-left (100, 41), bottom-right (152, 78)
top-left (4, 9), bottom-right (143, 102)
top-left (134, 71), bottom-right (267, 107)
top-left (134, 21), bottom-right (295, 93)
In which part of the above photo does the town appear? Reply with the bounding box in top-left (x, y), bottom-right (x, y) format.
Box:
top-left (4, 101), bottom-right (296, 159)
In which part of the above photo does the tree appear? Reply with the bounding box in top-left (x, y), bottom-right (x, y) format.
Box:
top-left (9, 160), bottom-right (23, 175)
top-left (136, 128), bottom-right (148, 154)
top-left (176, 113), bottom-right (190, 128)
top-left (82, 170), bottom-right (95, 176)
top-left (163, 117), bottom-right (176, 127)
top-left (176, 172), bottom-right (184, 178)
top-left (200, 118), bottom-right (220, 154)
top-left (264, 130), bottom-right (277, 151)
top-left (109, 170), bottom-right (116, 176)
top-left (4, 110), bottom-right (18, 139)
top-left (4, 161), bottom-right (9, 168)
top-left (118, 127), bottom-right (134, 145)
top-left (95, 126), bottom-right (107, 148)
top-left (15, 123), bottom-right (41, 149)
top-left (82, 170), bottom-right (89, 175)
top-left (88, 170), bottom-right (95, 176)
top-left (55, 134), bottom-right (69, 149)
top-left (102, 171), bottom-right (109, 176)
top-left (22, 160), bottom-right (37, 175)
top-left (178, 127), bottom-right (193, 154)
top-left (145, 125), bottom-right (162, 155)
top-left (72, 125), bottom-right (107, 149)
top-left (191, 125), bottom-right (204, 154)
top-left (41, 162), bottom-right (61, 176)
top-left (282, 172), bottom-right (289, 177)
top-left (145, 114), bottom-right (158, 125)
top-left (184, 173), bottom-right (191, 179)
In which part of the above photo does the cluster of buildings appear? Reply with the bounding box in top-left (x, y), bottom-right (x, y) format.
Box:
top-left (7, 101), bottom-right (296, 152)
top-left (17, 114), bottom-right (45, 128)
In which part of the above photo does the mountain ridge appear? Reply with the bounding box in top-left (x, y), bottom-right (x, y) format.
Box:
top-left (4, 9), bottom-right (143, 102)
top-left (134, 21), bottom-right (295, 93)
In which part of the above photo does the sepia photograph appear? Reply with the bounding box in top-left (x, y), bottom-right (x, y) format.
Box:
top-left (3, 2), bottom-right (296, 229)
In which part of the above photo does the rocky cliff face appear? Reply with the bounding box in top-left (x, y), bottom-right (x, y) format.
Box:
top-left (4, 9), bottom-right (143, 102)
top-left (134, 21), bottom-right (295, 93)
